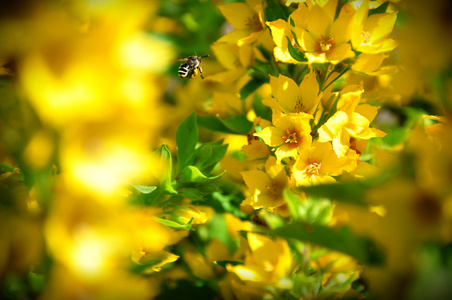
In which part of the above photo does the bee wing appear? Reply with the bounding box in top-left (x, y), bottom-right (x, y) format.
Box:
top-left (176, 57), bottom-right (189, 62)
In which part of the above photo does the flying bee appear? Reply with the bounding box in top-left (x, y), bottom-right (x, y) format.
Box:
top-left (177, 54), bottom-right (208, 79)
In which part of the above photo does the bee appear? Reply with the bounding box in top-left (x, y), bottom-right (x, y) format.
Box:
top-left (177, 54), bottom-right (208, 79)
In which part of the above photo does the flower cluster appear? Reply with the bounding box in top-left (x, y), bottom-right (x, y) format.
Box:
top-left (208, 0), bottom-right (396, 298)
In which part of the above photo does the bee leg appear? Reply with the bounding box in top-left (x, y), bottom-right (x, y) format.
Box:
top-left (199, 66), bottom-right (204, 79)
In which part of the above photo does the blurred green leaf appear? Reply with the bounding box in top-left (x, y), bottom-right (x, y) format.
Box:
top-left (179, 166), bottom-right (224, 184)
top-left (284, 190), bottom-right (333, 225)
top-left (197, 116), bottom-right (239, 134)
top-left (182, 188), bottom-right (205, 201)
top-left (270, 222), bottom-right (385, 265)
top-left (176, 112), bottom-right (198, 174)
top-left (131, 185), bottom-right (157, 194)
top-left (154, 144), bottom-right (177, 194)
top-left (0, 162), bottom-right (15, 173)
top-left (156, 279), bottom-right (217, 300)
top-left (296, 181), bottom-right (369, 207)
top-left (240, 77), bottom-right (268, 100)
top-left (27, 272), bottom-right (46, 294)
top-left (154, 217), bottom-right (193, 230)
top-left (253, 94), bottom-right (272, 121)
top-left (220, 115), bottom-right (253, 134)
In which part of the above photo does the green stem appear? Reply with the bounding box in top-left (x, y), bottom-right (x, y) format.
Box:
top-left (322, 66), bottom-right (350, 91)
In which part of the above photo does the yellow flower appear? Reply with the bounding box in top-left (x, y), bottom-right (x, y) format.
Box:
top-left (209, 42), bottom-right (253, 84)
top-left (350, 0), bottom-right (398, 54)
top-left (183, 239), bottom-right (234, 280)
top-left (218, 0), bottom-right (272, 47)
top-left (266, 4), bottom-right (309, 63)
top-left (226, 233), bottom-right (293, 288)
top-left (263, 71), bottom-right (322, 116)
top-left (255, 113), bottom-right (312, 162)
top-left (241, 156), bottom-right (288, 210)
top-left (298, 0), bottom-right (355, 64)
top-left (318, 86), bottom-right (386, 157)
top-left (59, 123), bottom-right (154, 199)
top-left (267, 18), bottom-right (301, 64)
top-left (292, 141), bottom-right (353, 186)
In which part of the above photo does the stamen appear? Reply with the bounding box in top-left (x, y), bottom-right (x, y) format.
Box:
top-left (245, 14), bottom-right (263, 32)
top-left (281, 128), bottom-right (300, 145)
top-left (266, 181), bottom-right (283, 199)
top-left (305, 162), bottom-right (321, 178)
top-left (361, 31), bottom-right (371, 46)
top-left (318, 35), bottom-right (335, 53)
top-left (294, 97), bottom-right (305, 113)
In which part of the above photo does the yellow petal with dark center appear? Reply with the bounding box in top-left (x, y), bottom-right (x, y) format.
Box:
top-left (219, 3), bottom-right (257, 30)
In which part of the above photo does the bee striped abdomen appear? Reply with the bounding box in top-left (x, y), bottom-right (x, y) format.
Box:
top-left (178, 63), bottom-right (190, 78)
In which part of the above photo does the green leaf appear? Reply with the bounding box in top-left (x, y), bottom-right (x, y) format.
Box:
top-left (240, 77), bottom-right (267, 100)
top-left (284, 190), bottom-right (333, 225)
top-left (176, 112), bottom-right (198, 174)
top-left (154, 144), bottom-right (177, 194)
top-left (197, 116), bottom-right (238, 134)
top-left (195, 144), bottom-right (213, 169)
top-left (265, 0), bottom-right (289, 22)
top-left (297, 181), bottom-right (369, 207)
top-left (253, 94), bottom-right (272, 121)
top-left (0, 162), bottom-right (15, 173)
top-left (195, 143), bottom-right (228, 173)
top-left (179, 166), bottom-right (224, 184)
top-left (286, 36), bottom-right (308, 63)
top-left (271, 222), bottom-right (385, 265)
top-left (132, 185), bottom-right (157, 194)
top-left (182, 188), bottom-right (205, 201)
top-left (214, 260), bottom-right (243, 269)
top-left (220, 115), bottom-right (253, 135)
top-left (154, 217), bottom-right (193, 230)
top-left (368, 1), bottom-right (389, 16)
top-left (256, 44), bottom-right (273, 61)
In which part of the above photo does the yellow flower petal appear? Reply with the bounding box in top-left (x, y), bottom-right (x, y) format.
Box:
top-left (352, 53), bottom-right (387, 74)
top-left (219, 3), bottom-right (257, 30)
top-left (366, 12), bottom-right (397, 43)
top-left (318, 111), bottom-right (349, 142)
top-left (300, 71), bottom-right (321, 115)
top-left (326, 42), bottom-right (355, 64)
top-left (255, 126), bottom-right (285, 147)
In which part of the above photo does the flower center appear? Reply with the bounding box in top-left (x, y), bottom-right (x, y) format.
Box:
top-left (318, 35), bottom-right (335, 53)
top-left (305, 162), bottom-right (321, 178)
top-left (349, 137), bottom-right (361, 155)
top-left (245, 14), bottom-right (263, 32)
top-left (266, 181), bottom-right (283, 199)
top-left (294, 97), bottom-right (305, 113)
top-left (361, 31), bottom-right (371, 45)
top-left (281, 128), bottom-right (300, 145)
